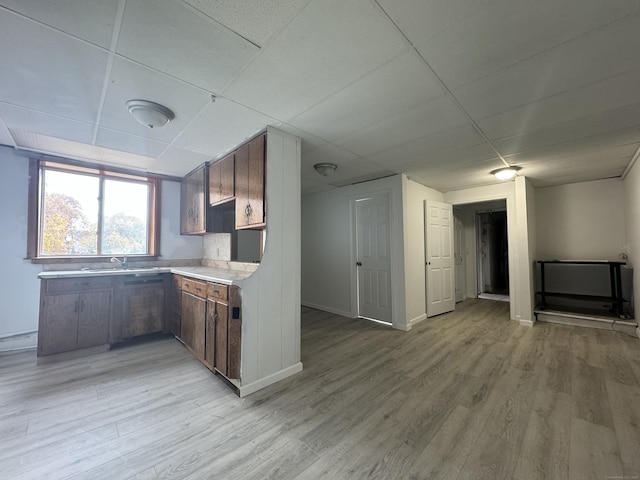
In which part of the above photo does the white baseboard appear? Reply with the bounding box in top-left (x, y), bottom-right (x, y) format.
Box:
top-left (0, 331), bottom-right (37, 352)
top-left (519, 319), bottom-right (535, 327)
top-left (301, 302), bottom-right (352, 319)
top-left (393, 323), bottom-right (411, 332)
top-left (405, 313), bottom-right (427, 330)
top-left (239, 362), bottom-right (303, 397)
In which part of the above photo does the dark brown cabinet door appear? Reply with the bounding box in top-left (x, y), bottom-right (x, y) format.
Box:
top-left (235, 134), bottom-right (265, 229)
top-left (120, 280), bottom-right (164, 339)
top-left (77, 290), bottom-right (111, 349)
top-left (180, 164), bottom-right (206, 235)
top-left (181, 291), bottom-right (206, 360)
top-left (209, 153), bottom-right (234, 206)
top-left (39, 293), bottom-right (79, 356)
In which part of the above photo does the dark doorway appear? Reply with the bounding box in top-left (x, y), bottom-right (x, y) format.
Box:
top-left (476, 210), bottom-right (509, 296)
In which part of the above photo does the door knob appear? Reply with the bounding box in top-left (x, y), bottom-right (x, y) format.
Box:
top-left (356, 262), bottom-right (362, 266)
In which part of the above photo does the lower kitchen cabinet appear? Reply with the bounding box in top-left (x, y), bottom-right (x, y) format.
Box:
top-left (38, 277), bottom-right (112, 356)
top-left (180, 277), bottom-right (207, 361)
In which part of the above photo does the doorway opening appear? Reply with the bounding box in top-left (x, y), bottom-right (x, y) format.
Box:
top-left (476, 209), bottom-right (509, 302)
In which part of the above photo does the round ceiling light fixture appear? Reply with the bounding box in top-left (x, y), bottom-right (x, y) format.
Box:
top-left (126, 100), bottom-right (175, 128)
top-left (314, 162), bottom-right (338, 177)
top-left (491, 166), bottom-right (521, 180)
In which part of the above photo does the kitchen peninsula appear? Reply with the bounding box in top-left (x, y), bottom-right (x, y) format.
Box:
top-left (36, 127), bottom-right (302, 397)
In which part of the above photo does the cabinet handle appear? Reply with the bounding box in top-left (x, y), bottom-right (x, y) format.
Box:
top-left (245, 204), bottom-right (252, 217)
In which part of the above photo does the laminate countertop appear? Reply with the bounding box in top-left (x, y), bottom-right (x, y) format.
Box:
top-left (38, 265), bottom-right (254, 285)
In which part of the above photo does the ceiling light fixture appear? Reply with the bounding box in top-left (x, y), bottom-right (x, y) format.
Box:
top-left (126, 100), bottom-right (174, 129)
top-left (314, 162), bottom-right (338, 177)
top-left (491, 166), bottom-right (521, 180)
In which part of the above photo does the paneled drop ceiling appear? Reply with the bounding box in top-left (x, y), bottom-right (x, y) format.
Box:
top-left (0, 0), bottom-right (639, 194)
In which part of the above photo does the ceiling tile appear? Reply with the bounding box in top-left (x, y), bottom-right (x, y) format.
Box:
top-left (117, 0), bottom-right (259, 93)
top-left (174, 98), bottom-right (278, 156)
top-left (150, 146), bottom-right (213, 177)
top-left (454, 14), bottom-right (640, 120)
top-left (288, 51), bottom-right (445, 142)
top-left (100, 57), bottom-right (211, 142)
top-left (277, 124), bottom-right (327, 153)
top-left (396, 143), bottom-right (500, 176)
top-left (183, 0), bottom-right (311, 47)
top-left (493, 104), bottom-right (640, 156)
top-left (407, 158), bottom-right (502, 192)
top-left (223, 0), bottom-right (409, 120)
top-left (0, 12), bottom-right (108, 123)
top-left (365, 123), bottom-right (486, 168)
top-left (477, 68), bottom-right (640, 140)
top-left (0, 103), bottom-right (94, 144)
top-left (95, 128), bottom-right (169, 158)
top-left (0, 0), bottom-right (118, 48)
top-left (334, 95), bottom-right (468, 156)
top-left (411, 0), bottom-right (640, 89)
top-left (10, 130), bottom-right (155, 170)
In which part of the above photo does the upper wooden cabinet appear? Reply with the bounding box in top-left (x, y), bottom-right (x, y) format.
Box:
top-left (209, 153), bottom-right (235, 206)
top-left (235, 133), bottom-right (266, 229)
top-left (180, 164), bottom-right (207, 235)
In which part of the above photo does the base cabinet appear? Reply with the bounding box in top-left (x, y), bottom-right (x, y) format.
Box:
top-left (181, 290), bottom-right (206, 360)
top-left (38, 277), bottom-right (112, 357)
top-left (112, 274), bottom-right (165, 343)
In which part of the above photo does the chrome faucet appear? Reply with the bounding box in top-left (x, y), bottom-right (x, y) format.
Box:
top-left (110, 256), bottom-right (128, 269)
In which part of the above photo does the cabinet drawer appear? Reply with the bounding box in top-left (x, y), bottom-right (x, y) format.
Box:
top-left (207, 282), bottom-right (228, 301)
top-left (182, 277), bottom-right (207, 299)
top-left (45, 276), bottom-right (112, 293)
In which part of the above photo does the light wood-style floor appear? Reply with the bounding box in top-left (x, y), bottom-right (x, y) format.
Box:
top-left (2, 299), bottom-right (640, 480)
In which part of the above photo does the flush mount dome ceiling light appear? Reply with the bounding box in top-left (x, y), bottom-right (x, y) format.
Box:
top-left (314, 162), bottom-right (338, 177)
top-left (491, 166), bottom-right (521, 180)
top-left (126, 100), bottom-right (174, 128)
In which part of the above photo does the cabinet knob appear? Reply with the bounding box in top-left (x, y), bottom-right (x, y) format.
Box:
top-left (245, 204), bottom-right (252, 217)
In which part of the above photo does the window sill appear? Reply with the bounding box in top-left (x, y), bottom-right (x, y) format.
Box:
top-left (29, 255), bottom-right (158, 264)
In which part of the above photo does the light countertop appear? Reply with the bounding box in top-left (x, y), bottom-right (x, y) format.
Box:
top-left (38, 265), bottom-right (254, 285)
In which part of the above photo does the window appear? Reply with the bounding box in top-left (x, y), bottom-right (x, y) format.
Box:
top-left (28, 159), bottom-right (160, 261)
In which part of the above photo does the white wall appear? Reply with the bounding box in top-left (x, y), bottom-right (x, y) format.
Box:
top-left (0, 146), bottom-right (202, 346)
top-left (301, 174), bottom-right (407, 328)
top-left (536, 179), bottom-right (624, 261)
top-left (403, 177), bottom-right (443, 327)
top-left (623, 158), bottom-right (640, 321)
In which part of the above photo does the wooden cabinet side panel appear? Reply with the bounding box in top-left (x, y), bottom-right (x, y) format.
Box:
top-left (215, 301), bottom-right (228, 375)
top-left (77, 290), bottom-right (111, 349)
top-left (205, 298), bottom-right (215, 370)
top-left (227, 286), bottom-right (242, 379)
top-left (39, 293), bottom-right (78, 356)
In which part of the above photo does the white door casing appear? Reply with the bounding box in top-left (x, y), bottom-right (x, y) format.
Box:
top-left (426, 200), bottom-right (455, 317)
top-left (355, 194), bottom-right (392, 323)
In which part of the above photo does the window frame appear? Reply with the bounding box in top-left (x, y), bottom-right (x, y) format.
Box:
top-left (27, 158), bottom-right (163, 263)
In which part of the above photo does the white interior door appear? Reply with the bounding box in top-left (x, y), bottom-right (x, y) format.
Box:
top-left (425, 200), bottom-right (455, 317)
top-left (454, 209), bottom-right (465, 303)
top-left (356, 194), bottom-right (392, 323)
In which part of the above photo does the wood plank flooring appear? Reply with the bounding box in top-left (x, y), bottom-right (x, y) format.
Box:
top-left (1, 299), bottom-right (640, 479)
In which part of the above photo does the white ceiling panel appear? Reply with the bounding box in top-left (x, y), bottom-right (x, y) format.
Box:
top-left (184, 0), bottom-right (311, 47)
top-left (454, 14), bottom-right (640, 121)
top-left (0, 103), bottom-right (94, 144)
top-left (10, 130), bottom-right (155, 170)
top-left (95, 128), bottom-right (169, 158)
top-left (411, 0), bottom-right (640, 89)
top-left (100, 57), bottom-right (212, 142)
top-left (277, 124), bottom-right (328, 153)
top-left (150, 146), bottom-right (214, 177)
top-left (494, 105), bottom-right (640, 156)
top-left (117, 0), bottom-right (259, 93)
top-left (174, 97), bottom-right (278, 156)
top-left (0, 12), bottom-right (108, 123)
top-left (477, 68), bottom-right (640, 141)
top-left (394, 143), bottom-right (500, 176)
top-left (223, 0), bottom-right (409, 121)
top-left (0, 0), bottom-right (118, 48)
top-left (407, 158), bottom-right (502, 192)
top-left (288, 51), bottom-right (445, 142)
top-left (365, 123), bottom-right (485, 168)
top-left (335, 95), bottom-right (468, 157)
top-left (522, 156), bottom-right (631, 187)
